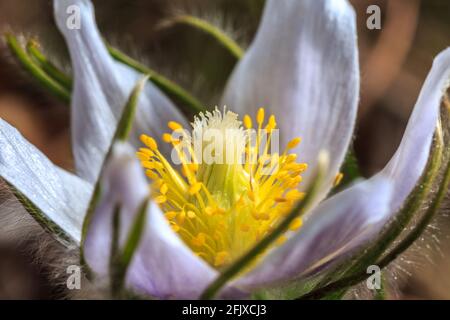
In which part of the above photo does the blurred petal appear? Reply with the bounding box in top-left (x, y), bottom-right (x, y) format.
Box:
top-left (380, 48), bottom-right (450, 212)
top-left (84, 143), bottom-right (222, 299)
top-left (235, 177), bottom-right (392, 290)
top-left (53, 0), bottom-right (187, 183)
top-left (222, 0), bottom-right (359, 199)
top-left (0, 119), bottom-right (91, 243)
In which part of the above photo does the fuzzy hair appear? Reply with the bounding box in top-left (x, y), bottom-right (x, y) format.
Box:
top-left (0, 180), bottom-right (108, 299)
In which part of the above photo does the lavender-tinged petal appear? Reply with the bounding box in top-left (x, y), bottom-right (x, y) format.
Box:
top-left (238, 48), bottom-right (450, 290)
top-left (221, 0), bottom-right (359, 200)
top-left (235, 177), bottom-right (392, 290)
top-left (83, 143), bottom-right (222, 299)
top-left (381, 48), bottom-right (450, 212)
top-left (53, 0), bottom-right (187, 183)
top-left (0, 119), bottom-right (91, 244)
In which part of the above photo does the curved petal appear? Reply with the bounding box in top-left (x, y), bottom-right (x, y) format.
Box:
top-left (0, 119), bottom-right (91, 244)
top-left (53, 0), bottom-right (188, 183)
top-left (380, 48), bottom-right (450, 212)
top-left (235, 176), bottom-right (392, 290)
top-left (221, 0), bottom-right (359, 200)
top-left (84, 143), bottom-right (225, 299)
top-left (236, 48), bottom-right (450, 291)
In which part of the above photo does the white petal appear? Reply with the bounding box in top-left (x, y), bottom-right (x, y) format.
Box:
top-left (84, 143), bottom-right (223, 299)
top-left (53, 0), bottom-right (187, 183)
top-left (235, 177), bottom-right (392, 290)
top-left (222, 0), bottom-right (359, 200)
top-left (0, 119), bottom-right (91, 244)
top-left (236, 48), bottom-right (450, 290)
top-left (381, 48), bottom-right (450, 212)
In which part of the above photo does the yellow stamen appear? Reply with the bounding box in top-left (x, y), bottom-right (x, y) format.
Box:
top-left (189, 182), bottom-right (202, 195)
top-left (243, 115), bottom-right (252, 129)
top-left (289, 217), bottom-right (303, 231)
top-left (138, 108), bottom-right (307, 268)
top-left (214, 251), bottom-right (230, 267)
top-left (257, 107), bottom-right (265, 125)
top-left (168, 121), bottom-right (183, 131)
top-left (192, 233), bottom-right (206, 247)
top-left (162, 133), bottom-right (173, 143)
top-left (140, 134), bottom-right (158, 150)
top-left (287, 137), bottom-right (302, 150)
top-left (334, 172), bottom-right (344, 187)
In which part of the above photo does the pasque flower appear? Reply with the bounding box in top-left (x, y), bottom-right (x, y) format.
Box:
top-left (1, 0), bottom-right (449, 299)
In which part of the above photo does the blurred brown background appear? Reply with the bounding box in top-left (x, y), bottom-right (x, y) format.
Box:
top-left (0, 0), bottom-right (449, 299)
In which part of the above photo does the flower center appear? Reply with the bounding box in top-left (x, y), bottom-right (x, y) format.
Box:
top-left (137, 108), bottom-right (307, 269)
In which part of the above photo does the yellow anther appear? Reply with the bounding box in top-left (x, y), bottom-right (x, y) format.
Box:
top-left (145, 170), bottom-right (159, 180)
top-left (257, 108), bottom-right (265, 125)
top-left (171, 224), bottom-right (180, 233)
top-left (162, 133), bottom-right (173, 143)
top-left (178, 210), bottom-right (186, 225)
top-left (168, 121), bottom-right (183, 131)
top-left (181, 166), bottom-right (188, 177)
top-left (142, 161), bottom-right (163, 170)
top-left (286, 154), bottom-right (297, 163)
top-left (138, 148), bottom-right (154, 157)
top-left (187, 210), bottom-right (196, 219)
top-left (189, 182), bottom-right (202, 195)
top-left (334, 172), bottom-right (344, 187)
top-left (288, 177), bottom-right (302, 187)
top-left (266, 115), bottom-right (276, 131)
top-left (160, 183), bottom-right (168, 195)
top-left (140, 134), bottom-right (158, 150)
top-left (214, 251), bottom-right (230, 267)
top-left (243, 115), bottom-right (252, 129)
top-left (205, 206), bottom-right (215, 216)
top-left (287, 137), bottom-right (302, 149)
top-left (289, 217), bottom-right (303, 231)
top-left (141, 161), bottom-right (156, 169)
top-left (188, 163), bottom-right (199, 172)
top-left (155, 195), bottom-right (167, 204)
top-left (165, 211), bottom-right (178, 220)
top-left (192, 233), bottom-right (206, 247)
top-left (136, 152), bottom-right (150, 162)
top-left (285, 190), bottom-right (305, 201)
top-left (276, 235), bottom-right (287, 246)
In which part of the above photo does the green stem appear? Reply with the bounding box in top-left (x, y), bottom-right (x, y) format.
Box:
top-left (300, 134), bottom-right (449, 300)
top-left (81, 77), bottom-right (147, 264)
top-left (378, 152), bottom-right (450, 267)
top-left (4, 33), bottom-right (71, 103)
top-left (200, 153), bottom-right (328, 299)
top-left (26, 40), bottom-right (73, 91)
top-left (169, 15), bottom-right (244, 60)
top-left (314, 132), bottom-right (443, 297)
top-left (107, 45), bottom-right (205, 113)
